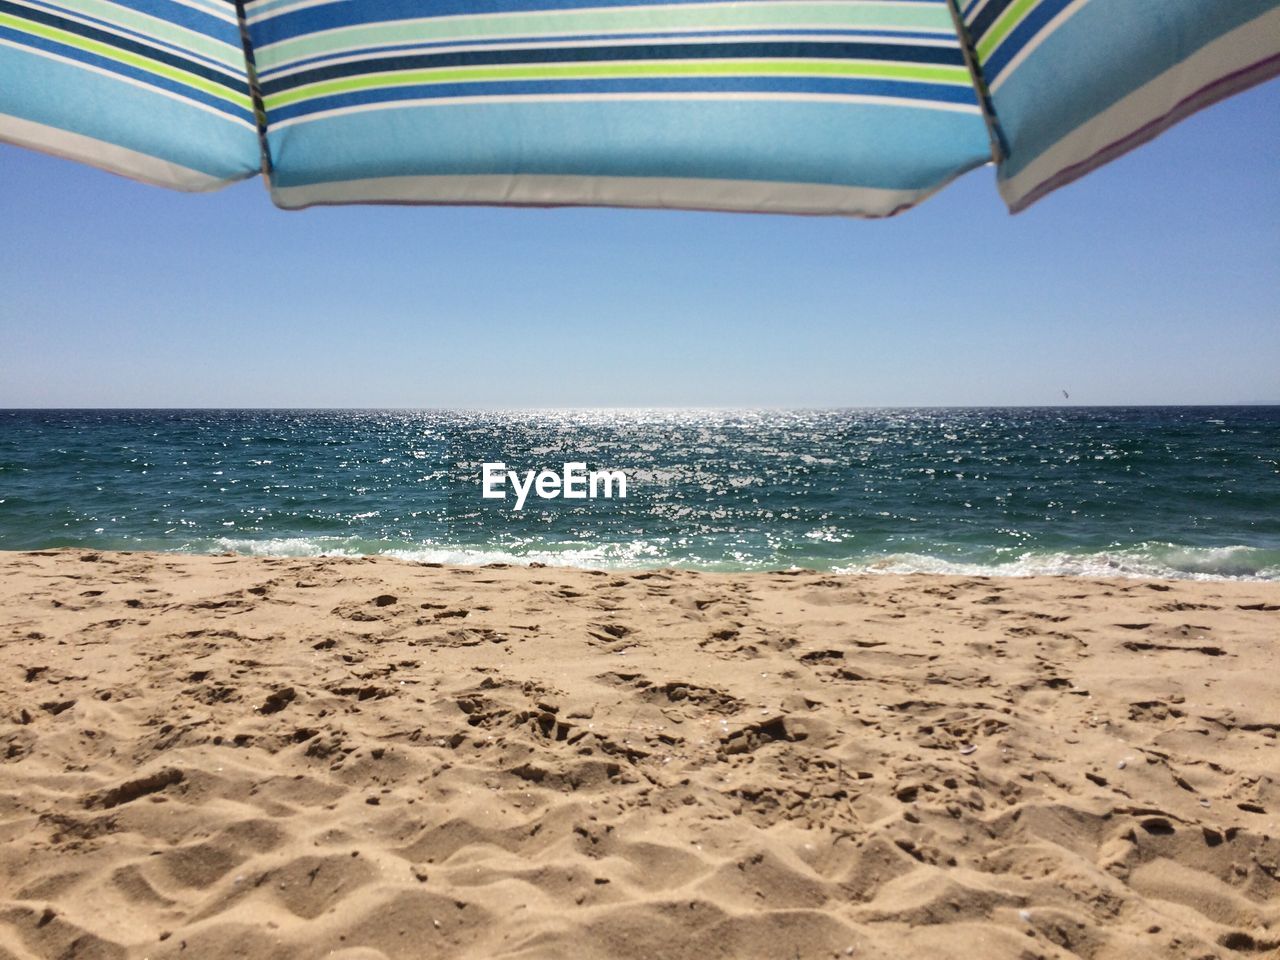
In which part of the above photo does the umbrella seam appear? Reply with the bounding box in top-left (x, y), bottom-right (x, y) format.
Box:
top-left (233, 0), bottom-right (273, 178)
top-left (945, 0), bottom-right (1008, 166)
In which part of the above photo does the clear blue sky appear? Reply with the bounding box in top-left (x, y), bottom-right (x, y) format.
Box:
top-left (1, 79), bottom-right (1277, 408)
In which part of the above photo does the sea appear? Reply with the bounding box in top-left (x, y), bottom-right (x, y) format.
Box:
top-left (1, 408), bottom-right (1276, 580)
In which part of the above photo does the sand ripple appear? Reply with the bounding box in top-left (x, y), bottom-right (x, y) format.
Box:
top-left (1, 551), bottom-right (1278, 959)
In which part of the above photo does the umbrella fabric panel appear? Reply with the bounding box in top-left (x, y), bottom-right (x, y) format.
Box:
top-left (245, 0), bottom-right (995, 215)
top-left (966, 0), bottom-right (1280, 211)
top-left (0, 0), bottom-right (261, 189)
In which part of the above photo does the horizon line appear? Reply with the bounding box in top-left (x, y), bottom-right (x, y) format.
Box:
top-left (2, 403), bottom-right (1278, 412)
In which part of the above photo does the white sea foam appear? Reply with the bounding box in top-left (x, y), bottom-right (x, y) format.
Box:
top-left (211, 537), bottom-right (344, 557)
top-left (206, 537), bottom-right (1279, 581)
top-left (834, 544), bottom-right (1280, 581)
top-left (209, 536), bottom-right (664, 570)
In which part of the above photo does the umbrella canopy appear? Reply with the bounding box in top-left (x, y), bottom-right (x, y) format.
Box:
top-left (2, 0), bottom-right (1277, 216)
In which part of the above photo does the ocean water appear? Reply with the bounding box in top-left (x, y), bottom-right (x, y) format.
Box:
top-left (0, 408), bottom-right (1277, 580)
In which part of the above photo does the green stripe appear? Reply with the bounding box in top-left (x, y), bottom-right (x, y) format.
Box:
top-left (257, 2), bottom-right (956, 70)
top-left (975, 0), bottom-right (1038, 62)
top-left (264, 59), bottom-right (972, 110)
top-left (0, 12), bottom-right (252, 108)
top-left (42, 0), bottom-right (245, 69)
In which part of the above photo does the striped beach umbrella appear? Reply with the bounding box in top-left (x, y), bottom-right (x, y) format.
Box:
top-left (2, 0), bottom-right (1277, 216)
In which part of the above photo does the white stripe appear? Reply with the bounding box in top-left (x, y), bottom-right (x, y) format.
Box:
top-left (0, 35), bottom-right (257, 129)
top-left (986, 0), bottom-right (1088, 94)
top-left (269, 89), bottom-right (981, 131)
top-left (246, 0), bottom-right (339, 20)
top-left (999, 7), bottom-right (1280, 210)
top-left (165, 0), bottom-right (239, 26)
top-left (0, 111), bottom-right (237, 189)
top-left (270, 170), bottom-right (970, 217)
top-left (260, 32), bottom-right (958, 80)
top-left (963, 0), bottom-right (995, 29)
top-left (11, 0), bottom-right (246, 76)
top-left (258, 21), bottom-right (955, 59)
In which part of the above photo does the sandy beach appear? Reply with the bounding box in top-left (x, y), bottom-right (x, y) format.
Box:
top-left (0, 549), bottom-right (1276, 959)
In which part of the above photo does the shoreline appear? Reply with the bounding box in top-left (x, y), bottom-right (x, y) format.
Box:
top-left (1, 549), bottom-right (1277, 958)
top-left (4, 544), bottom-right (1278, 583)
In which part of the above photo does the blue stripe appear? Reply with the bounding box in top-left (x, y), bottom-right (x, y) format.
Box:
top-left (99, 0), bottom-right (237, 39)
top-left (966, 0), bottom-right (1017, 47)
top-left (0, 0), bottom-right (248, 92)
top-left (22, 0), bottom-right (241, 74)
top-left (0, 23), bottom-right (253, 120)
top-left (255, 0), bottom-right (950, 42)
top-left (268, 97), bottom-right (989, 191)
top-left (268, 75), bottom-right (979, 124)
top-left (980, 0), bottom-right (1071, 82)
top-left (993, 0), bottom-right (1280, 178)
top-left (0, 41), bottom-right (259, 178)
